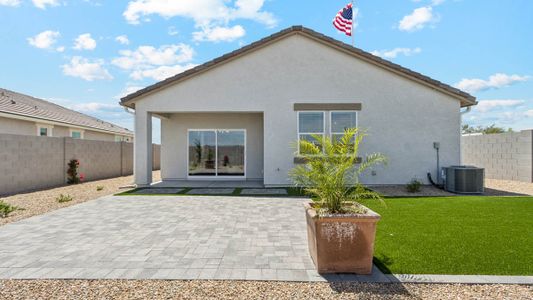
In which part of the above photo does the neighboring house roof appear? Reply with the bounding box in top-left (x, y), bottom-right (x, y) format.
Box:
top-left (121, 26), bottom-right (476, 108)
top-left (0, 88), bottom-right (133, 136)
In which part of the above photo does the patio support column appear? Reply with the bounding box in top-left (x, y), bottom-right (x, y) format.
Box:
top-left (134, 110), bottom-right (152, 187)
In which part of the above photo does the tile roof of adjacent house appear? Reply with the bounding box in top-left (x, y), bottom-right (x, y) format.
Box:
top-left (120, 26), bottom-right (476, 108)
top-left (0, 88), bottom-right (133, 136)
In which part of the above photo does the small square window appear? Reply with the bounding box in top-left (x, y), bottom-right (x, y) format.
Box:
top-left (71, 131), bottom-right (82, 139)
top-left (39, 127), bottom-right (48, 136)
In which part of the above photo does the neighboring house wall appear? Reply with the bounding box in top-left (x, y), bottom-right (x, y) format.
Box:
top-left (0, 116), bottom-right (35, 135)
top-left (0, 115), bottom-right (132, 141)
top-left (461, 130), bottom-right (533, 182)
top-left (0, 133), bottom-right (160, 196)
top-left (134, 35), bottom-right (461, 185)
top-left (161, 113), bottom-right (264, 180)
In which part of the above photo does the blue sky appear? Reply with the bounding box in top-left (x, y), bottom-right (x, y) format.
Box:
top-left (1, 0), bottom-right (532, 143)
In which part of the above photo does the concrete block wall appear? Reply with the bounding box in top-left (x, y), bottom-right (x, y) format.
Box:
top-left (0, 134), bottom-right (160, 196)
top-left (461, 130), bottom-right (533, 182)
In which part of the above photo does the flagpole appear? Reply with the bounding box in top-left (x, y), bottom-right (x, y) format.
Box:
top-left (351, 0), bottom-right (355, 47)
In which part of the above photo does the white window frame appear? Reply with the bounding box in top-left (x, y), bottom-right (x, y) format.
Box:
top-left (69, 129), bottom-right (84, 139)
top-left (36, 124), bottom-right (53, 137)
top-left (186, 129), bottom-right (247, 180)
top-left (297, 111), bottom-right (326, 155)
top-left (329, 110), bottom-right (359, 141)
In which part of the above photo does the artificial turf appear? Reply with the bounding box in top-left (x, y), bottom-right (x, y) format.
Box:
top-left (359, 196), bottom-right (533, 275)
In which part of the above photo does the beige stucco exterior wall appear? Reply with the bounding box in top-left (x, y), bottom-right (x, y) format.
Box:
top-left (0, 116), bottom-right (36, 135)
top-left (132, 34), bottom-right (462, 185)
top-left (161, 113), bottom-right (264, 180)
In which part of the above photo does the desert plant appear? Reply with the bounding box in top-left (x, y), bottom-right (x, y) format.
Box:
top-left (0, 200), bottom-right (19, 218)
top-left (406, 178), bottom-right (422, 193)
top-left (289, 128), bottom-right (387, 215)
top-left (67, 159), bottom-right (81, 184)
top-left (96, 186), bottom-right (104, 191)
top-left (56, 194), bottom-right (73, 203)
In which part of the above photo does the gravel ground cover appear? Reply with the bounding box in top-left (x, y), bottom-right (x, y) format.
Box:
top-left (0, 280), bottom-right (531, 300)
top-left (485, 179), bottom-right (533, 196)
top-left (372, 180), bottom-right (533, 197)
top-left (0, 171), bottom-right (161, 226)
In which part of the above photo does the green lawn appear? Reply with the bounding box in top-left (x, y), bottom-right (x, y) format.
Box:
top-left (359, 196), bottom-right (533, 275)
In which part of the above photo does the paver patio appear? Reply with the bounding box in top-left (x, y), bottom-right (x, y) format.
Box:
top-left (0, 195), bottom-right (386, 282)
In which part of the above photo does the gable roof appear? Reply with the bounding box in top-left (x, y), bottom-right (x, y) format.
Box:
top-left (120, 26), bottom-right (476, 108)
top-left (0, 88), bottom-right (133, 136)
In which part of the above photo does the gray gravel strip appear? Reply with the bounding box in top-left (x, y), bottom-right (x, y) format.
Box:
top-left (0, 280), bottom-right (531, 300)
top-left (388, 274), bottom-right (533, 285)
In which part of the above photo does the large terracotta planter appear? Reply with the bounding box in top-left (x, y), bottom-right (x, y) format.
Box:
top-left (304, 202), bottom-right (380, 274)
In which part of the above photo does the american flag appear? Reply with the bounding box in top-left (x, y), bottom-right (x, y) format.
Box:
top-left (333, 3), bottom-right (354, 36)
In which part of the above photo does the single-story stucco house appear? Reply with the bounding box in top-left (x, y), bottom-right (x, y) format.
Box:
top-left (120, 26), bottom-right (476, 187)
top-left (0, 88), bottom-right (133, 142)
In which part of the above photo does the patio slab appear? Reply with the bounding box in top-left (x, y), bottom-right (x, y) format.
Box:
top-left (0, 195), bottom-right (344, 281)
top-left (241, 188), bottom-right (288, 195)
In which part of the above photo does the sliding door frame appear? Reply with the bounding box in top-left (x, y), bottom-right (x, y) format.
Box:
top-left (186, 129), bottom-right (247, 180)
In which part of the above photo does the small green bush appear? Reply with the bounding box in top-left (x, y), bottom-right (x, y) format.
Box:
top-left (406, 179), bottom-right (422, 193)
top-left (96, 186), bottom-right (104, 191)
top-left (0, 201), bottom-right (19, 218)
top-left (56, 194), bottom-right (73, 203)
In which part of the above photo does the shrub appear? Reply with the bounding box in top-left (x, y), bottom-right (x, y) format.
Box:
top-left (67, 159), bottom-right (81, 184)
top-left (406, 179), bottom-right (422, 193)
top-left (289, 128), bottom-right (387, 215)
top-left (96, 186), bottom-right (104, 191)
top-left (56, 194), bottom-right (73, 203)
top-left (0, 201), bottom-right (19, 218)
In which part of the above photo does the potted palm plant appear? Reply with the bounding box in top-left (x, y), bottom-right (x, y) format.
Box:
top-left (290, 128), bottom-right (387, 274)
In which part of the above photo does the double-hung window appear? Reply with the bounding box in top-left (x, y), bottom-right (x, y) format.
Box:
top-left (297, 112), bottom-right (325, 154)
top-left (330, 111), bottom-right (357, 144)
top-left (297, 110), bottom-right (358, 155)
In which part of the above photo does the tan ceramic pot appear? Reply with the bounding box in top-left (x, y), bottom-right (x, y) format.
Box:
top-left (304, 202), bottom-right (380, 274)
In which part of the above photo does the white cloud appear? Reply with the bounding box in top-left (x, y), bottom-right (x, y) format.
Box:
top-left (0, 0), bottom-right (20, 7)
top-left (168, 26), bottom-right (179, 36)
top-left (73, 33), bottom-right (97, 50)
top-left (27, 30), bottom-right (60, 50)
top-left (431, 0), bottom-right (445, 5)
top-left (399, 6), bottom-right (436, 32)
top-left (525, 110), bottom-right (533, 118)
top-left (56, 46), bottom-right (65, 52)
top-left (62, 56), bottom-right (113, 81)
top-left (112, 44), bottom-right (193, 70)
top-left (68, 102), bottom-right (120, 113)
top-left (115, 85), bottom-right (145, 99)
top-left (455, 73), bottom-right (530, 93)
top-left (115, 35), bottom-right (130, 45)
top-left (474, 99), bottom-right (525, 113)
top-left (32, 0), bottom-right (59, 9)
top-left (130, 63), bottom-right (197, 81)
top-left (371, 47), bottom-right (421, 59)
top-left (123, 0), bottom-right (276, 34)
top-left (112, 43), bottom-right (195, 81)
top-left (193, 25), bottom-right (245, 42)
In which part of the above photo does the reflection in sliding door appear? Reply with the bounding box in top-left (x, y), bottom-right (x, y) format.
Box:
top-left (188, 131), bottom-right (216, 176)
top-left (217, 130), bottom-right (245, 176)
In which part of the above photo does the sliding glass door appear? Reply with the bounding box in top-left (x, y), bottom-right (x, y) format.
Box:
top-left (188, 129), bottom-right (245, 178)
